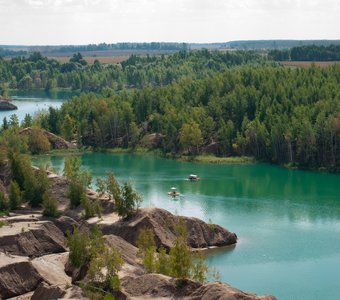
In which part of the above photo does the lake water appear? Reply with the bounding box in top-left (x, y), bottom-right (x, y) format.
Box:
top-left (35, 152), bottom-right (340, 300)
top-left (0, 90), bottom-right (77, 123)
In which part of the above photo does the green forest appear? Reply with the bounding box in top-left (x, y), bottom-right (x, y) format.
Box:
top-left (269, 45), bottom-right (340, 61)
top-left (0, 50), bottom-right (264, 93)
top-left (1, 49), bottom-right (340, 170)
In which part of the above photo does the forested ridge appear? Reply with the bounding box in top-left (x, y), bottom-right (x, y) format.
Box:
top-left (32, 64), bottom-right (340, 170)
top-left (1, 50), bottom-right (340, 170)
top-left (0, 50), bottom-right (264, 93)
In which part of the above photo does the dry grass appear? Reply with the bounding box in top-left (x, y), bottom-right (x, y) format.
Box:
top-left (281, 61), bottom-right (340, 68)
top-left (51, 55), bottom-right (129, 64)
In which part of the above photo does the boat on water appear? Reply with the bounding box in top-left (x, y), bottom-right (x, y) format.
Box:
top-left (188, 174), bottom-right (200, 181)
top-left (168, 187), bottom-right (180, 197)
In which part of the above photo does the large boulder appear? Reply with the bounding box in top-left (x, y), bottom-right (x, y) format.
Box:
top-left (104, 234), bottom-right (140, 268)
top-left (31, 282), bottom-right (88, 300)
top-left (0, 99), bottom-right (17, 110)
top-left (119, 273), bottom-right (200, 300)
top-left (119, 274), bottom-right (276, 300)
top-left (0, 221), bottom-right (66, 257)
top-left (31, 282), bottom-right (66, 300)
top-left (47, 215), bottom-right (80, 235)
top-left (102, 208), bottom-right (237, 250)
top-left (32, 253), bottom-right (71, 286)
top-left (188, 282), bottom-right (277, 300)
top-left (0, 253), bottom-right (43, 299)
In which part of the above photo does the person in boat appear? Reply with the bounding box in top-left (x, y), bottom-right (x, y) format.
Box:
top-left (168, 187), bottom-right (180, 196)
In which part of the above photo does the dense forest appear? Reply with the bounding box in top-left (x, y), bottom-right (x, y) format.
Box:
top-left (1, 49), bottom-right (340, 170)
top-left (0, 50), bottom-right (266, 93)
top-left (269, 45), bottom-right (340, 61)
top-left (18, 63), bottom-right (338, 170)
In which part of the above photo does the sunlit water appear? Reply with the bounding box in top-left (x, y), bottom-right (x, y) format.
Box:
top-left (0, 90), bottom-right (77, 122)
top-left (34, 152), bottom-right (340, 300)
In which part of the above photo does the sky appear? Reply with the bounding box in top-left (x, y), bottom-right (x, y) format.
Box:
top-left (0, 0), bottom-right (339, 45)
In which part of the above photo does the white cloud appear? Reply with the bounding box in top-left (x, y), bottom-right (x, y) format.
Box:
top-left (0, 0), bottom-right (339, 44)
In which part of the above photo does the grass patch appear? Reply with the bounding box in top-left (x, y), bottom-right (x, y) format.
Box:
top-left (180, 155), bottom-right (255, 164)
top-left (0, 220), bottom-right (8, 228)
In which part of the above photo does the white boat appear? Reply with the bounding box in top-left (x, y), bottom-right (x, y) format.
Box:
top-left (188, 174), bottom-right (200, 181)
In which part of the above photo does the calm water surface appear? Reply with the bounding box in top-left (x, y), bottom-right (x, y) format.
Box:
top-left (0, 90), bottom-right (77, 122)
top-left (35, 152), bottom-right (340, 300)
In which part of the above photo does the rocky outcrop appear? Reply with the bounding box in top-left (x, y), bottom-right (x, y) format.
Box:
top-left (104, 234), bottom-right (140, 268)
top-left (19, 127), bottom-right (76, 149)
top-left (0, 221), bottom-right (66, 257)
top-left (0, 99), bottom-right (17, 110)
top-left (0, 253), bottom-right (43, 299)
top-left (48, 215), bottom-right (80, 235)
top-left (119, 273), bottom-right (200, 299)
top-left (32, 253), bottom-right (71, 286)
top-left (119, 273), bottom-right (276, 300)
top-left (31, 282), bottom-right (89, 300)
top-left (31, 282), bottom-right (66, 300)
top-left (102, 208), bottom-right (237, 250)
top-left (189, 282), bottom-right (276, 300)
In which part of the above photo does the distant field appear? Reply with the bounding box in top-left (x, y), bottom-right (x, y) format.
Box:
top-left (281, 61), bottom-right (340, 68)
top-left (52, 55), bottom-right (129, 64)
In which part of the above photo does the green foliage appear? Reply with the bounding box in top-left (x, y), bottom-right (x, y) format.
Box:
top-left (117, 181), bottom-right (142, 219)
top-left (9, 180), bottom-right (21, 210)
top-left (0, 191), bottom-right (9, 212)
top-left (68, 179), bottom-right (86, 208)
top-left (137, 229), bottom-right (157, 273)
top-left (42, 192), bottom-right (60, 217)
top-left (66, 227), bottom-right (90, 268)
top-left (81, 194), bottom-right (102, 219)
top-left (64, 156), bottom-right (92, 208)
top-left (0, 220), bottom-right (7, 228)
top-left (24, 167), bottom-right (50, 207)
top-left (137, 222), bottom-right (209, 283)
top-left (63, 156), bottom-right (81, 180)
top-left (9, 152), bottom-right (31, 190)
top-left (105, 172), bottom-right (120, 201)
top-left (95, 177), bottom-right (106, 197)
top-left (28, 128), bottom-right (51, 154)
top-left (191, 252), bottom-right (209, 283)
top-left (67, 226), bottom-right (122, 297)
top-left (87, 246), bottom-right (123, 290)
top-left (179, 122), bottom-right (203, 155)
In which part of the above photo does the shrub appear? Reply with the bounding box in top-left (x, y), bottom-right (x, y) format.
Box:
top-left (117, 181), bottom-right (142, 219)
top-left (68, 179), bottom-right (86, 208)
top-left (42, 192), bottom-right (60, 217)
top-left (24, 167), bottom-right (50, 207)
top-left (66, 227), bottom-right (90, 268)
top-left (0, 191), bottom-right (9, 212)
top-left (28, 128), bottom-right (51, 154)
top-left (9, 180), bottom-right (21, 210)
top-left (81, 194), bottom-right (102, 219)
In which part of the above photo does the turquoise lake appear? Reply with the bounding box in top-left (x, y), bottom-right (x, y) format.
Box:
top-left (0, 90), bottom-right (77, 122)
top-left (35, 152), bottom-right (340, 300)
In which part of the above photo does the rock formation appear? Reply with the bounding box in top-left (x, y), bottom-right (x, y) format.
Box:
top-left (0, 99), bottom-right (17, 110)
top-left (19, 127), bottom-right (76, 149)
top-left (0, 220), bottom-right (66, 257)
top-left (102, 207), bottom-right (237, 250)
